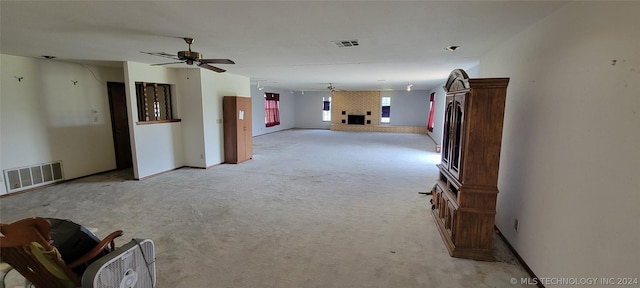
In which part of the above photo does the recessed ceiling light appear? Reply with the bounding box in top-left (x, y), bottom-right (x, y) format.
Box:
top-left (445, 45), bottom-right (460, 52)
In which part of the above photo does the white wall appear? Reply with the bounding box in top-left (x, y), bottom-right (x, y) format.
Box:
top-left (294, 91), bottom-right (333, 129)
top-left (124, 62), bottom-right (184, 179)
top-left (294, 90), bottom-right (431, 130)
top-left (124, 62), bottom-right (250, 176)
top-left (0, 55), bottom-right (123, 194)
top-left (1, 58), bottom-right (248, 188)
top-left (175, 69), bottom-right (205, 168)
top-left (480, 2), bottom-right (640, 282)
top-left (201, 70), bottom-right (250, 166)
top-left (380, 90), bottom-right (430, 126)
top-left (251, 85), bottom-right (295, 136)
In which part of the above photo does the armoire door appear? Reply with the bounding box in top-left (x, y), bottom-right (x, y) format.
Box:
top-left (241, 98), bottom-right (253, 160)
top-left (223, 96), bottom-right (252, 163)
top-left (449, 93), bottom-right (466, 179)
top-left (442, 97), bottom-right (454, 167)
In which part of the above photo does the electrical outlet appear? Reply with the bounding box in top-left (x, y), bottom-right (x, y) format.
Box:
top-left (514, 219), bottom-right (519, 232)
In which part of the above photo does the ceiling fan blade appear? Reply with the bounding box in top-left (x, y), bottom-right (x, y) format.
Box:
top-left (141, 51), bottom-right (181, 60)
top-left (198, 63), bottom-right (226, 73)
top-left (199, 59), bottom-right (235, 65)
top-left (151, 62), bottom-right (185, 66)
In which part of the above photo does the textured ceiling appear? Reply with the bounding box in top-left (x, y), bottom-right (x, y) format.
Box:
top-left (0, 1), bottom-right (567, 91)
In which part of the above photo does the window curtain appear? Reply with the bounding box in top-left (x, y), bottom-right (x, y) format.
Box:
top-left (427, 92), bottom-right (435, 132)
top-left (265, 93), bottom-right (280, 127)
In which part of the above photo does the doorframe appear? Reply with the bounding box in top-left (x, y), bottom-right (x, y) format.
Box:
top-left (107, 81), bottom-right (133, 170)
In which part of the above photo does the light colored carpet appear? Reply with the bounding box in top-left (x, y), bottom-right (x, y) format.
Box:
top-left (1, 129), bottom-right (530, 287)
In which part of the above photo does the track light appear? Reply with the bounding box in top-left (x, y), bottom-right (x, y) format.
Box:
top-left (406, 84), bottom-right (413, 91)
top-left (257, 81), bottom-right (264, 91)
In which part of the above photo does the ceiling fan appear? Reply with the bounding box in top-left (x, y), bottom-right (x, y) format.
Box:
top-left (327, 83), bottom-right (337, 92)
top-left (141, 38), bottom-right (234, 73)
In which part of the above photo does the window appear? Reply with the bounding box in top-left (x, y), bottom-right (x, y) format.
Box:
top-left (322, 96), bottom-right (331, 122)
top-left (427, 92), bottom-right (436, 132)
top-left (135, 82), bottom-right (176, 122)
top-left (381, 96), bottom-right (391, 123)
top-left (264, 92), bottom-right (280, 127)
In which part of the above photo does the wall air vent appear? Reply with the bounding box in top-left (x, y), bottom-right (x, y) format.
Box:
top-left (4, 161), bottom-right (64, 193)
top-left (333, 40), bottom-right (359, 47)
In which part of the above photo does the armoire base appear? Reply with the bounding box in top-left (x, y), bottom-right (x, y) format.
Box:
top-left (432, 210), bottom-right (494, 262)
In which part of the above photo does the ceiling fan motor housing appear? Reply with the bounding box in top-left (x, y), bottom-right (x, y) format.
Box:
top-left (178, 51), bottom-right (202, 64)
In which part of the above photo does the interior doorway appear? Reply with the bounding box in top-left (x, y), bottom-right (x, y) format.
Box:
top-left (107, 82), bottom-right (133, 171)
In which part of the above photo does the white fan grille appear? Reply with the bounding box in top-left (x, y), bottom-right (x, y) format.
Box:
top-left (86, 239), bottom-right (156, 288)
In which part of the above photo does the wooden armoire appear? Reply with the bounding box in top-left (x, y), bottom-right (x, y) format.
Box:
top-left (223, 96), bottom-right (253, 164)
top-left (431, 69), bottom-right (509, 261)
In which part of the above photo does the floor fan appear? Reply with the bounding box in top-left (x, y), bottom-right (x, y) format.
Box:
top-left (82, 239), bottom-right (156, 288)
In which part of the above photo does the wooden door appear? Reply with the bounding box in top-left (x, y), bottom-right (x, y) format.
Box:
top-left (223, 97), bottom-right (238, 163)
top-left (240, 97), bottom-right (253, 160)
top-left (236, 98), bottom-right (246, 161)
top-left (107, 82), bottom-right (133, 169)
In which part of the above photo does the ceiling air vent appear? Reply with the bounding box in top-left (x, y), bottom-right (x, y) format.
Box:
top-left (333, 40), bottom-right (359, 47)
